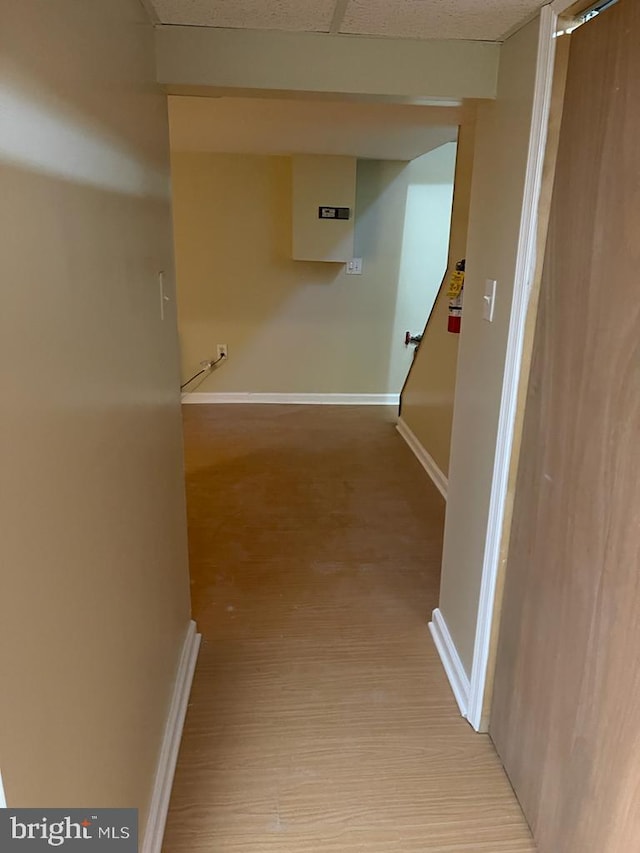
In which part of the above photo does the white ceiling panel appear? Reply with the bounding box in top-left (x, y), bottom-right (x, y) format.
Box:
top-left (340, 0), bottom-right (546, 42)
top-left (150, 0), bottom-right (336, 32)
top-left (150, 0), bottom-right (548, 41)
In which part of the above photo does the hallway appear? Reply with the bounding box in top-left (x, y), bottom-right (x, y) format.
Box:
top-left (163, 405), bottom-right (534, 852)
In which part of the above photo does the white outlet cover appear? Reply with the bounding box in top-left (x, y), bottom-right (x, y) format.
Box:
top-left (346, 258), bottom-right (363, 275)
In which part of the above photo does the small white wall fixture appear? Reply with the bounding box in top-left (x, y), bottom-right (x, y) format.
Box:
top-left (291, 155), bottom-right (356, 262)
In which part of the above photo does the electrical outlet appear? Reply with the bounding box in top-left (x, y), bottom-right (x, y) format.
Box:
top-left (217, 344), bottom-right (228, 360)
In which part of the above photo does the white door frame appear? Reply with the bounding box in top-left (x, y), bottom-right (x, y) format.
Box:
top-left (465, 3), bottom-right (559, 730)
top-left (468, 0), bottom-right (599, 730)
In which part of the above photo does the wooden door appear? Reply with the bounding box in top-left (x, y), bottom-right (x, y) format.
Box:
top-left (490, 2), bottom-right (640, 852)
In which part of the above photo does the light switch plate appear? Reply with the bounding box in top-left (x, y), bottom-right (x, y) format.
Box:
top-left (483, 279), bottom-right (497, 322)
top-left (346, 258), bottom-right (363, 275)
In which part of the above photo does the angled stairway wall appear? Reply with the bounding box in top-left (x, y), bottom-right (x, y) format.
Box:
top-left (399, 115), bottom-right (477, 480)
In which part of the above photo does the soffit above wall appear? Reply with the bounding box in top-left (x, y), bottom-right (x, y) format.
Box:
top-left (167, 95), bottom-right (460, 160)
top-left (149, 0), bottom-right (547, 41)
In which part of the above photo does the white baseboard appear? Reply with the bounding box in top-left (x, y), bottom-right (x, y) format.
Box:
top-left (429, 608), bottom-right (470, 719)
top-left (142, 620), bottom-right (201, 853)
top-left (181, 392), bottom-right (400, 406)
top-left (396, 417), bottom-right (448, 500)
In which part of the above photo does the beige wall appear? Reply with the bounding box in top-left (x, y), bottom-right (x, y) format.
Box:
top-left (156, 26), bottom-right (500, 101)
top-left (167, 95), bottom-right (460, 160)
top-left (399, 114), bottom-right (477, 476)
top-left (0, 0), bottom-right (191, 826)
top-left (171, 146), bottom-right (456, 395)
top-left (438, 17), bottom-right (541, 674)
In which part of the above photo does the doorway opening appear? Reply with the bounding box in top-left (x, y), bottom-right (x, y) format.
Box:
top-left (168, 93), bottom-right (459, 404)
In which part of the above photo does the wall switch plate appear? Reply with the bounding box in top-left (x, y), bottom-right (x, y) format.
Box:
top-left (483, 279), bottom-right (497, 322)
top-left (346, 258), bottom-right (363, 275)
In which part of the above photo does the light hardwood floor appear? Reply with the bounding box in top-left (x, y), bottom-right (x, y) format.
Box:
top-left (163, 405), bottom-right (534, 852)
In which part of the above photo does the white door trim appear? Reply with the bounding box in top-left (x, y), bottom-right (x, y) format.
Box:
top-left (466, 5), bottom-right (558, 731)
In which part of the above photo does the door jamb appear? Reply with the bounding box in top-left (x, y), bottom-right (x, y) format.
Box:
top-left (466, 4), bottom-right (558, 731)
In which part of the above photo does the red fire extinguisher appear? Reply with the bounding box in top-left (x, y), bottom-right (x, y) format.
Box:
top-left (447, 259), bottom-right (465, 334)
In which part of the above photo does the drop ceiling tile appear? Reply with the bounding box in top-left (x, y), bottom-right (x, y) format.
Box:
top-left (340, 0), bottom-right (546, 41)
top-left (150, 0), bottom-right (337, 32)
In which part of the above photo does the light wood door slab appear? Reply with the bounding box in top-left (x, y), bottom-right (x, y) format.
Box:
top-left (491, 1), bottom-right (640, 851)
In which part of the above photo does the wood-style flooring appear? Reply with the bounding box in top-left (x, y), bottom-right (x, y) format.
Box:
top-left (163, 405), bottom-right (534, 852)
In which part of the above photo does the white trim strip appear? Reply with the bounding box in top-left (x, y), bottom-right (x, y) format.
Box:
top-left (396, 417), bottom-right (448, 500)
top-left (181, 392), bottom-right (400, 406)
top-left (429, 608), bottom-right (470, 718)
top-left (466, 6), bottom-right (558, 732)
top-left (142, 621), bottom-right (201, 853)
